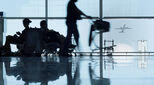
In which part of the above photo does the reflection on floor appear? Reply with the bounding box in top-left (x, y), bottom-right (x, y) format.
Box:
top-left (2, 56), bottom-right (79, 85)
top-left (0, 55), bottom-right (154, 85)
top-left (0, 56), bottom-right (110, 85)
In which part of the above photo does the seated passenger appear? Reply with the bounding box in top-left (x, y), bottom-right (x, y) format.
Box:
top-left (40, 20), bottom-right (76, 54)
top-left (0, 18), bottom-right (32, 56)
top-left (40, 20), bottom-right (65, 48)
top-left (21, 28), bottom-right (43, 55)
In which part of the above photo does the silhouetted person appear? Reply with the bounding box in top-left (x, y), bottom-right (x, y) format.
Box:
top-left (0, 18), bottom-right (32, 56)
top-left (40, 20), bottom-right (50, 45)
top-left (40, 20), bottom-right (48, 31)
top-left (4, 57), bottom-right (72, 85)
top-left (40, 20), bottom-right (62, 43)
top-left (17, 18), bottom-right (32, 41)
top-left (40, 20), bottom-right (66, 51)
top-left (60, 0), bottom-right (92, 56)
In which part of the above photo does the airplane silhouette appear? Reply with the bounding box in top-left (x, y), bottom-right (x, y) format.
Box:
top-left (115, 24), bottom-right (132, 33)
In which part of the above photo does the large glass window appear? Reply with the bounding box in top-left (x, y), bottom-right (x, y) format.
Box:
top-left (103, 0), bottom-right (154, 17)
top-left (48, 0), bottom-right (99, 17)
top-left (6, 19), bottom-right (43, 35)
top-left (1, 0), bottom-right (154, 52)
top-left (103, 19), bottom-right (154, 51)
top-left (0, 0), bottom-right (45, 17)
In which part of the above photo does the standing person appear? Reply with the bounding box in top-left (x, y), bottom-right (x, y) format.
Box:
top-left (60, 0), bottom-right (92, 56)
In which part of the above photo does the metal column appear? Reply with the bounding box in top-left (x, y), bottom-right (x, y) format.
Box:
top-left (0, 62), bottom-right (4, 85)
top-left (0, 12), bottom-right (4, 47)
top-left (45, 0), bottom-right (48, 27)
top-left (99, 0), bottom-right (103, 79)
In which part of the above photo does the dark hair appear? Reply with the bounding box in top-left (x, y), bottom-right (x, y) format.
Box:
top-left (23, 18), bottom-right (32, 23)
top-left (40, 20), bottom-right (47, 27)
top-left (70, 0), bottom-right (77, 2)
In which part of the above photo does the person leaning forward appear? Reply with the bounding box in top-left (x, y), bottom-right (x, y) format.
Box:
top-left (0, 18), bottom-right (32, 56)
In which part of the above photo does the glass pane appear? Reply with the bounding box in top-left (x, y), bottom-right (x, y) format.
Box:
top-left (4, 19), bottom-right (154, 52)
top-left (0, 0), bottom-right (45, 17)
top-left (103, 19), bottom-right (154, 51)
top-left (48, 0), bottom-right (68, 17)
top-left (48, 0), bottom-right (99, 17)
top-left (6, 19), bottom-right (43, 35)
top-left (103, 0), bottom-right (154, 17)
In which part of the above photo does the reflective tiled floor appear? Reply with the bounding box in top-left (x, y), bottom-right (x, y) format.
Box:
top-left (0, 55), bottom-right (154, 85)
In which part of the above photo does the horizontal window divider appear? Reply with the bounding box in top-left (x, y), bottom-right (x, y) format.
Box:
top-left (0, 17), bottom-right (99, 20)
top-left (104, 16), bottom-right (154, 19)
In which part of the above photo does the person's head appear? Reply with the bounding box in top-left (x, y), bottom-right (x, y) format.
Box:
top-left (70, 0), bottom-right (78, 2)
top-left (23, 18), bottom-right (31, 28)
top-left (40, 20), bottom-right (47, 28)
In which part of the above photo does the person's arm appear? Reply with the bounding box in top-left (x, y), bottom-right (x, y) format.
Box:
top-left (16, 31), bottom-right (21, 36)
top-left (19, 29), bottom-right (26, 41)
top-left (74, 5), bottom-right (92, 19)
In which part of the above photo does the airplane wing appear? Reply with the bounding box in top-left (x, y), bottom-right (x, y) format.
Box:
top-left (115, 27), bottom-right (122, 29)
top-left (125, 27), bottom-right (132, 29)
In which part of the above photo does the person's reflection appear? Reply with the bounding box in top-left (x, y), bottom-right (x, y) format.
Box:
top-left (72, 59), bottom-right (80, 85)
top-left (65, 58), bottom-right (73, 85)
top-left (0, 61), bottom-right (4, 85)
top-left (89, 63), bottom-right (110, 85)
top-left (4, 58), bottom-right (11, 76)
top-left (3, 57), bottom-right (81, 85)
top-left (64, 57), bottom-right (80, 85)
top-left (2, 56), bottom-right (82, 85)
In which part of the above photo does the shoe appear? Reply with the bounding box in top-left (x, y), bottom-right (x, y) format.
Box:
top-left (0, 46), bottom-right (5, 56)
top-left (59, 52), bottom-right (72, 57)
top-left (68, 44), bottom-right (76, 48)
top-left (0, 46), bottom-right (12, 56)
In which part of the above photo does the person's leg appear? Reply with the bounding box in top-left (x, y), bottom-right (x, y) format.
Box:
top-left (72, 23), bottom-right (79, 46)
top-left (2, 35), bottom-right (17, 55)
top-left (60, 23), bottom-right (73, 55)
top-left (89, 25), bottom-right (95, 46)
top-left (3, 36), bottom-right (13, 53)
